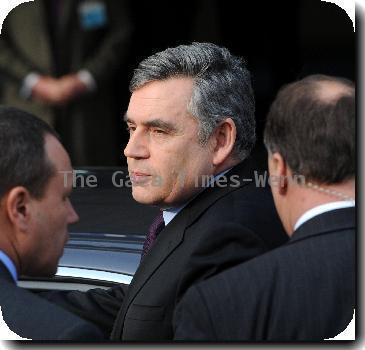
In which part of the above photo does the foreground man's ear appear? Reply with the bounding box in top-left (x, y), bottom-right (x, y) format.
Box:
top-left (5, 187), bottom-right (32, 232)
top-left (212, 118), bottom-right (237, 166)
top-left (268, 152), bottom-right (289, 195)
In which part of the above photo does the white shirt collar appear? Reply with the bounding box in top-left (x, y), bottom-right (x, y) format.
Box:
top-left (294, 201), bottom-right (355, 231)
top-left (163, 206), bottom-right (183, 226)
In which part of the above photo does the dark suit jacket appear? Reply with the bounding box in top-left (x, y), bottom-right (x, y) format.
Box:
top-left (0, 0), bottom-right (132, 165)
top-left (0, 262), bottom-right (104, 341)
top-left (174, 207), bottom-right (356, 341)
top-left (42, 158), bottom-right (288, 341)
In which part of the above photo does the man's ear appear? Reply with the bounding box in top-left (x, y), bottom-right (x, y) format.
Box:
top-left (268, 152), bottom-right (288, 195)
top-left (211, 118), bottom-right (236, 166)
top-left (5, 187), bottom-right (32, 232)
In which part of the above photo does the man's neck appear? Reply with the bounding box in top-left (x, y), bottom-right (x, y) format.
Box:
top-left (161, 161), bottom-right (240, 224)
top-left (213, 158), bottom-right (240, 176)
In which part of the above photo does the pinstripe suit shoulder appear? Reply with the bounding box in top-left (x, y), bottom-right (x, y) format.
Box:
top-left (174, 207), bottom-right (356, 341)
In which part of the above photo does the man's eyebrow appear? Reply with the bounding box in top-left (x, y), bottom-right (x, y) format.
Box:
top-left (144, 119), bottom-right (177, 131)
top-left (124, 115), bottom-right (177, 132)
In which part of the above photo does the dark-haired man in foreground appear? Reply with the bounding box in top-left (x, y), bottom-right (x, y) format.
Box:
top-left (174, 74), bottom-right (355, 340)
top-left (0, 106), bottom-right (104, 340)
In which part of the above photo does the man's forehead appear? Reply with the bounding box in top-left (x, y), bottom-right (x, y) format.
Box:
top-left (125, 102), bottom-right (194, 126)
top-left (44, 135), bottom-right (72, 175)
top-left (125, 78), bottom-right (196, 127)
top-left (130, 78), bottom-right (193, 103)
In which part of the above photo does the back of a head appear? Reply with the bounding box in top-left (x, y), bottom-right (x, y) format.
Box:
top-left (264, 74), bottom-right (355, 184)
top-left (0, 106), bottom-right (58, 200)
top-left (130, 42), bottom-right (256, 161)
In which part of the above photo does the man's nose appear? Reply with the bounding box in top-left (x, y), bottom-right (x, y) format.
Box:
top-left (68, 202), bottom-right (79, 224)
top-left (124, 130), bottom-right (150, 159)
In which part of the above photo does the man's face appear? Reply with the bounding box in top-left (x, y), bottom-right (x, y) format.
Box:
top-left (124, 77), bottom-right (215, 208)
top-left (26, 135), bottom-right (78, 276)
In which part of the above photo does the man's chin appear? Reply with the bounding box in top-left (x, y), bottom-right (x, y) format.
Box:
top-left (131, 188), bottom-right (163, 206)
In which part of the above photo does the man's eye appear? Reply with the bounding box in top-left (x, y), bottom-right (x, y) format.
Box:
top-left (152, 129), bottom-right (166, 135)
top-left (126, 126), bottom-right (136, 133)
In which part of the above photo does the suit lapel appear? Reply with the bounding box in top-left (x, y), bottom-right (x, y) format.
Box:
top-left (290, 207), bottom-right (355, 244)
top-left (111, 211), bottom-right (187, 337)
top-left (122, 211), bottom-right (188, 303)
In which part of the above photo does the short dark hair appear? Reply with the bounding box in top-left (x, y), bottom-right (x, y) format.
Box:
top-left (130, 42), bottom-right (256, 161)
top-left (0, 106), bottom-right (59, 199)
top-left (264, 74), bottom-right (355, 184)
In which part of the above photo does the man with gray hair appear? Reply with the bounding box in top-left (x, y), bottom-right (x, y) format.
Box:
top-left (43, 42), bottom-right (287, 340)
top-left (173, 74), bottom-right (355, 340)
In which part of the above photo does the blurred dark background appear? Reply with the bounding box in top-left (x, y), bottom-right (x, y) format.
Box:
top-left (119, 0), bottom-right (355, 165)
top-left (0, 0), bottom-right (355, 167)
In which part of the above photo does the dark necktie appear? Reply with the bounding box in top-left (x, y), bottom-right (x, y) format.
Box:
top-left (141, 211), bottom-right (165, 259)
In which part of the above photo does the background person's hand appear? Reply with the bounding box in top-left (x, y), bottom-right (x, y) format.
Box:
top-left (32, 76), bottom-right (66, 105)
top-left (32, 75), bottom-right (88, 106)
top-left (58, 74), bottom-right (88, 102)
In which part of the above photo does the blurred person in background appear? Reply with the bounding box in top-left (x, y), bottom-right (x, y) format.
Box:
top-left (0, 0), bottom-right (132, 165)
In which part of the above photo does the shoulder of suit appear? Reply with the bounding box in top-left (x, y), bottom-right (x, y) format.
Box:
top-left (0, 282), bottom-right (103, 340)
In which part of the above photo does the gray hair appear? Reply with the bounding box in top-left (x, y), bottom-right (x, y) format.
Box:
top-left (130, 42), bottom-right (256, 160)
